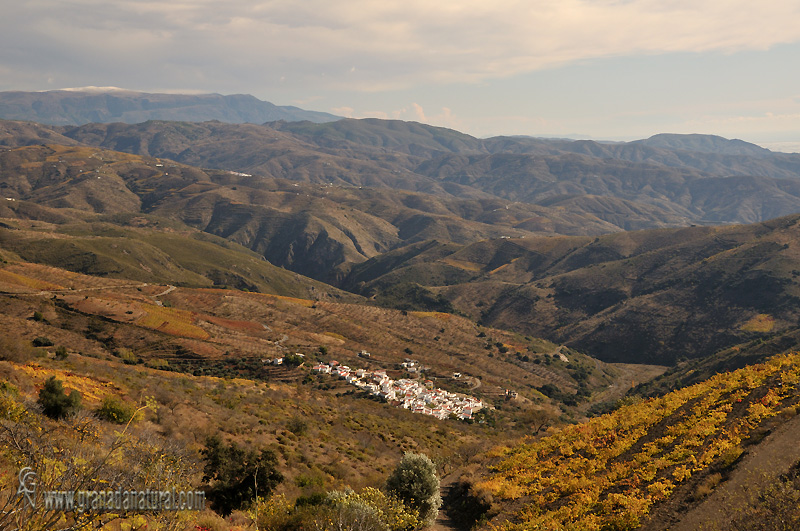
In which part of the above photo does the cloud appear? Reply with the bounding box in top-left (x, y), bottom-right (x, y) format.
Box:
top-left (398, 103), bottom-right (427, 123)
top-left (682, 110), bottom-right (800, 134)
top-left (3, 0), bottom-right (800, 95)
top-left (331, 106), bottom-right (356, 117)
top-left (759, 141), bottom-right (800, 153)
top-left (336, 103), bottom-right (463, 131)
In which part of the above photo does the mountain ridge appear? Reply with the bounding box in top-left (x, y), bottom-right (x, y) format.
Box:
top-left (48, 118), bottom-right (800, 227)
top-left (0, 89), bottom-right (341, 126)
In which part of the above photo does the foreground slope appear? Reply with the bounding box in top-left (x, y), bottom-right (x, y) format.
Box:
top-left (0, 253), bottom-right (642, 419)
top-left (0, 257), bottom-right (650, 529)
top-left (473, 352), bottom-right (800, 530)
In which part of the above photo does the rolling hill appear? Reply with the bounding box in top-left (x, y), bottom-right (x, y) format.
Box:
top-left (0, 143), bottom-right (651, 284)
top-left (5, 116), bottom-right (800, 231)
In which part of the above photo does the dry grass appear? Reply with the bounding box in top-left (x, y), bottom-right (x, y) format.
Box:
top-left (741, 314), bottom-right (775, 333)
top-left (268, 294), bottom-right (316, 308)
top-left (693, 473), bottom-right (723, 501)
top-left (0, 268), bottom-right (64, 291)
top-left (410, 311), bottom-right (452, 320)
top-left (202, 315), bottom-right (266, 334)
top-left (441, 258), bottom-right (484, 272)
top-left (135, 304), bottom-right (211, 340)
top-left (0, 260), bottom-right (623, 421)
top-left (15, 363), bottom-right (115, 404)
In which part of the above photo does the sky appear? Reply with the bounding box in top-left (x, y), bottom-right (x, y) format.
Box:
top-left (2, 0), bottom-right (800, 150)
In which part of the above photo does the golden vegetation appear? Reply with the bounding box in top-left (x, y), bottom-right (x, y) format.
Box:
top-left (135, 304), bottom-right (211, 340)
top-left (15, 363), bottom-right (114, 403)
top-left (267, 294), bottom-right (316, 308)
top-left (0, 268), bottom-right (64, 291)
top-left (0, 258), bottom-right (667, 529)
top-left (410, 311), bottom-right (452, 321)
top-left (322, 331), bottom-right (347, 342)
top-left (0, 348), bottom-right (485, 530)
top-left (0, 362), bottom-right (199, 531)
top-left (478, 353), bottom-right (800, 530)
top-left (441, 258), bottom-right (484, 272)
top-left (741, 314), bottom-right (775, 333)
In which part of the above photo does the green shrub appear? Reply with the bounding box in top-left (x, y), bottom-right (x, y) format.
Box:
top-left (286, 417), bottom-right (308, 436)
top-left (32, 336), bottom-right (54, 347)
top-left (114, 348), bottom-right (139, 365)
top-left (54, 345), bottom-right (68, 360)
top-left (295, 491), bottom-right (327, 505)
top-left (37, 376), bottom-right (81, 419)
top-left (201, 435), bottom-right (284, 516)
top-left (96, 396), bottom-right (137, 424)
top-left (315, 488), bottom-right (419, 531)
top-left (145, 359), bottom-right (170, 370)
top-left (283, 353), bottom-right (305, 367)
top-left (250, 494), bottom-right (295, 529)
top-left (717, 446), bottom-right (744, 470)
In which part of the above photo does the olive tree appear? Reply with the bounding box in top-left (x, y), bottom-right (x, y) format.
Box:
top-left (385, 452), bottom-right (441, 527)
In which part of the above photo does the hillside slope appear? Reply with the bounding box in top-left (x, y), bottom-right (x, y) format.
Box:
top-left (0, 255), bottom-right (640, 424)
top-left (3, 142), bottom-right (800, 367)
top-left (472, 352), bottom-right (800, 530)
top-left (0, 143), bottom-right (648, 284)
top-left (345, 216), bottom-right (800, 364)
top-left (0, 253), bottom-right (660, 529)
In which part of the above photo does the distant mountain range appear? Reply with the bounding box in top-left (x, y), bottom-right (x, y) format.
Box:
top-left (0, 88), bottom-right (341, 125)
top-left (11, 117), bottom-right (799, 227)
top-left (3, 114), bottom-right (800, 235)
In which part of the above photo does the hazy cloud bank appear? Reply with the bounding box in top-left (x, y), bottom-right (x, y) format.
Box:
top-left (3, 0), bottom-right (800, 92)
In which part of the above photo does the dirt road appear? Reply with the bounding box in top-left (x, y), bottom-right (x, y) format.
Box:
top-left (430, 472), bottom-right (459, 531)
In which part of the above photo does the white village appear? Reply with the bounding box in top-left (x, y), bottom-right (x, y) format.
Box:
top-left (311, 357), bottom-right (485, 421)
